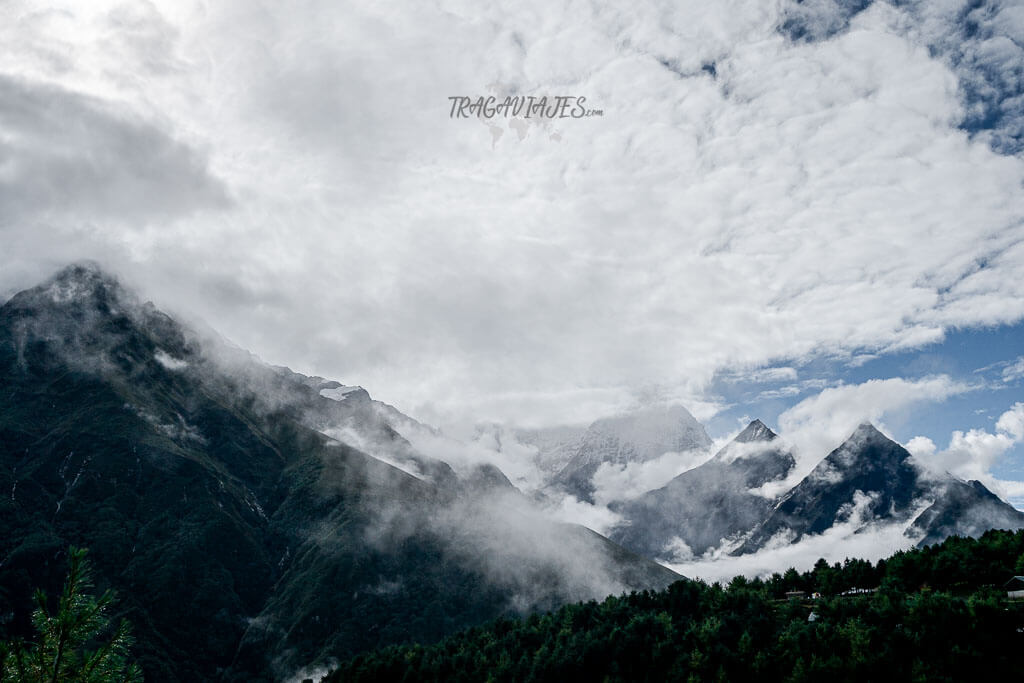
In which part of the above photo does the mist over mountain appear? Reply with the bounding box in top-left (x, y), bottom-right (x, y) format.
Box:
top-left (910, 479), bottom-right (1024, 547)
top-left (4, 1), bottom-right (1024, 679)
top-left (0, 264), bottom-right (676, 682)
top-left (523, 413), bottom-right (1024, 574)
top-left (541, 405), bottom-right (712, 503)
top-left (609, 419), bottom-right (795, 560)
top-left (4, 264), bottom-right (1024, 681)
top-left (736, 423), bottom-right (1024, 554)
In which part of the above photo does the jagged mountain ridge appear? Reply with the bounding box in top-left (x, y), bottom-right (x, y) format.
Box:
top-left (4, 263), bottom-right (1022, 681)
top-left (736, 423), bottom-right (1024, 554)
top-left (0, 264), bottom-right (677, 682)
top-left (547, 411), bottom-right (1024, 562)
top-left (910, 479), bottom-right (1024, 546)
top-left (609, 419), bottom-right (796, 560)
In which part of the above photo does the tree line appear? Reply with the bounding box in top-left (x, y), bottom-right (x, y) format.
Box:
top-left (328, 529), bottom-right (1024, 682)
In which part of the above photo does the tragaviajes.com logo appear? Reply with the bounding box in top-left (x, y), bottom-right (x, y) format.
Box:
top-left (447, 95), bottom-right (604, 119)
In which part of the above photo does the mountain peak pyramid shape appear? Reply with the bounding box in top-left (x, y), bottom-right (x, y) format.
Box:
top-left (852, 421), bottom-right (887, 440)
top-left (2, 262), bottom-right (200, 377)
top-left (734, 419), bottom-right (777, 444)
top-left (827, 422), bottom-right (910, 470)
top-left (735, 420), bottom-right (1024, 555)
top-left (608, 418), bottom-right (795, 559)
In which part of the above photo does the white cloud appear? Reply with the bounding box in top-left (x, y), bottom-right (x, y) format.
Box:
top-left (940, 429), bottom-right (1015, 478)
top-left (590, 446), bottom-right (715, 506)
top-left (777, 376), bottom-right (973, 473)
top-left (402, 421), bottom-right (547, 491)
top-left (904, 435), bottom-right (937, 459)
top-left (1003, 357), bottom-right (1024, 383)
top-left (154, 349), bottom-right (187, 370)
top-left (755, 385), bottom-right (803, 400)
top-left (909, 402), bottom-right (1024, 503)
top-left (0, 1), bottom-right (1022, 431)
top-left (738, 366), bottom-right (799, 384)
top-left (542, 493), bottom-right (623, 537)
top-left (670, 493), bottom-right (930, 582)
top-left (997, 402), bottom-right (1024, 440)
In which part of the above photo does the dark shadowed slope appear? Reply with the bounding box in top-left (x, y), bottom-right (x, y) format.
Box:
top-left (736, 423), bottom-right (1024, 554)
top-left (0, 263), bottom-right (676, 682)
top-left (327, 529), bottom-right (1024, 683)
top-left (911, 479), bottom-right (1024, 547)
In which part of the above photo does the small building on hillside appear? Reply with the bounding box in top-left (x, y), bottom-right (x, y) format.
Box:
top-left (785, 591), bottom-right (806, 601)
top-left (1005, 576), bottom-right (1024, 599)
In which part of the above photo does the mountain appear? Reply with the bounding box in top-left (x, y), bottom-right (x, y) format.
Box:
top-left (0, 263), bottom-right (677, 682)
top-left (326, 529), bottom-right (1024, 683)
top-left (910, 478), bottom-right (1024, 547)
top-left (736, 423), bottom-right (1024, 554)
top-left (608, 420), bottom-right (796, 560)
top-left (551, 404), bottom-right (712, 502)
top-left (513, 424), bottom-right (588, 476)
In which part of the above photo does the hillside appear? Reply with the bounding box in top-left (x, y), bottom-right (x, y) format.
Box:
top-left (329, 529), bottom-right (1024, 683)
top-left (0, 264), bottom-right (676, 681)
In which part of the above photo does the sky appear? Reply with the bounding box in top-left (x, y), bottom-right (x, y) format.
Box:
top-left (1, 1), bottom-right (1024, 502)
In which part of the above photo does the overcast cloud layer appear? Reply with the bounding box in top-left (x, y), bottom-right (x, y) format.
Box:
top-left (1, 0), bottom-right (1023, 433)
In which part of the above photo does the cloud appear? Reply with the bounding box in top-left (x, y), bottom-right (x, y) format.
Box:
top-left (668, 493), bottom-right (930, 582)
top-left (904, 435), bottom-right (937, 458)
top-left (543, 494), bottom-right (624, 536)
top-left (730, 366), bottom-right (800, 384)
top-left (997, 402), bottom-right (1024, 439)
top-left (0, 74), bottom-right (229, 225)
top-left (0, 0), bottom-right (1022, 431)
top-left (779, 0), bottom-right (1024, 156)
top-left (590, 446), bottom-right (716, 506)
top-left (776, 376), bottom-right (973, 471)
top-left (0, 66), bottom-right (230, 298)
top-left (939, 428), bottom-right (1015, 477)
top-left (913, 0), bottom-right (1024, 156)
top-left (399, 421), bottom-right (549, 491)
top-left (755, 377), bottom-right (829, 401)
top-left (1003, 356), bottom-right (1024, 383)
top-left (909, 402), bottom-right (1024, 502)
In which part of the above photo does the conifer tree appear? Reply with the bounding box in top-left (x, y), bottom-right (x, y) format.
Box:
top-left (0, 548), bottom-right (142, 682)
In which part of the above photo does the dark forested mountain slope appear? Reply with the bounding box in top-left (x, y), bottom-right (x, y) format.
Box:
top-left (0, 263), bottom-right (675, 682)
top-left (328, 529), bottom-right (1024, 683)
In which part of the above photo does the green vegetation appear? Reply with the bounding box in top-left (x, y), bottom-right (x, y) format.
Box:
top-left (0, 547), bottom-right (141, 682)
top-left (329, 529), bottom-right (1024, 682)
top-left (0, 275), bottom-right (674, 681)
